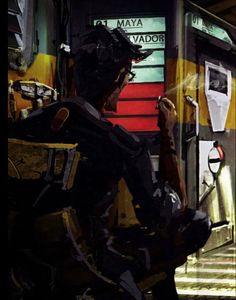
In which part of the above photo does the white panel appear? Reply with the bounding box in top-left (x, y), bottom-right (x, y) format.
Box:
top-left (134, 50), bottom-right (164, 66)
top-left (205, 61), bottom-right (232, 132)
top-left (128, 33), bottom-right (165, 49)
top-left (131, 67), bottom-right (164, 83)
top-left (92, 16), bottom-right (166, 83)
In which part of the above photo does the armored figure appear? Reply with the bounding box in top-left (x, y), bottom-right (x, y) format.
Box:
top-left (8, 25), bottom-right (211, 300)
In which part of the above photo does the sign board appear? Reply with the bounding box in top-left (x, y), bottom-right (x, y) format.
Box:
top-left (92, 16), bottom-right (166, 83)
top-left (133, 67), bottom-right (164, 83)
top-left (128, 33), bottom-right (165, 48)
top-left (93, 17), bottom-right (165, 33)
top-left (90, 15), bottom-right (165, 132)
top-left (187, 12), bottom-right (233, 45)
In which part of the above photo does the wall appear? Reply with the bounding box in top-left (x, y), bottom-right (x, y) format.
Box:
top-left (8, 0), bottom-right (57, 119)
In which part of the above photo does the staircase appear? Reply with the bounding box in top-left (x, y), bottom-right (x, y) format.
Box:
top-left (175, 243), bottom-right (236, 299)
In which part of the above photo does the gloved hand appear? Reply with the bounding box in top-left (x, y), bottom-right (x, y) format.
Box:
top-left (158, 97), bottom-right (177, 134)
top-left (169, 208), bottom-right (212, 256)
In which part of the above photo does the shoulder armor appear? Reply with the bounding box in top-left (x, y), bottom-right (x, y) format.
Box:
top-left (111, 124), bottom-right (142, 152)
top-left (63, 97), bottom-right (101, 120)
top-left (63, 97), bottom-right (112, 133)
top-left (63, 98), bottom-right (143, 155)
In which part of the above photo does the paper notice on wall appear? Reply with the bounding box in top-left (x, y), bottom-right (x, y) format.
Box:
top-left (205, 61), bottom-right (232, 132)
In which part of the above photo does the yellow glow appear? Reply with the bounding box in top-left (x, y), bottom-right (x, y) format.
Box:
top-left (218, 166), bottom-right (235, 225)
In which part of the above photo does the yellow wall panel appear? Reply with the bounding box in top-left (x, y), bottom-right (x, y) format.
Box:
top-left (166, 58), bottom-right (236, 130)
top-left (8, 53), bottom-right (56, 86)
top-left (8, 53), bottom-right (56, 118)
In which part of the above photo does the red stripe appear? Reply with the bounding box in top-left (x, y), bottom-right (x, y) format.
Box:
top-left (217, 146), bottom-right (224, 160)
top-left (116, 100), bottom-right (159, 115)
top-left (119, 83), bottom-right (164, 98)
top-left (108, 117), bottom-right (160, 132)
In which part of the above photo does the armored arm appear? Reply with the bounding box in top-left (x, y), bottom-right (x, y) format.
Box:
top-left (158, 98), bottom-right (188, 210)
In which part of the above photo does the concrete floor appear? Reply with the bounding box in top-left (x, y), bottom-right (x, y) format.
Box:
top-left (175, 242), bottom-right (236, 300)
top-left (143, 242), bottom-right (236, 300)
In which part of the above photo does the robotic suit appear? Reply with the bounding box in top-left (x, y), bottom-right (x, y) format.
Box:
top-left (8, 24), bottom-right (211, 300)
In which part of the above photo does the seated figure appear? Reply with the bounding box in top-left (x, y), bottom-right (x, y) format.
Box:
top-left (8, 24), bottom-right (212, 300)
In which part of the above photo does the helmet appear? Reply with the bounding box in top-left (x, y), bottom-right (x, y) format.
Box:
top-left (74, 24), bottom-right (153, 107)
